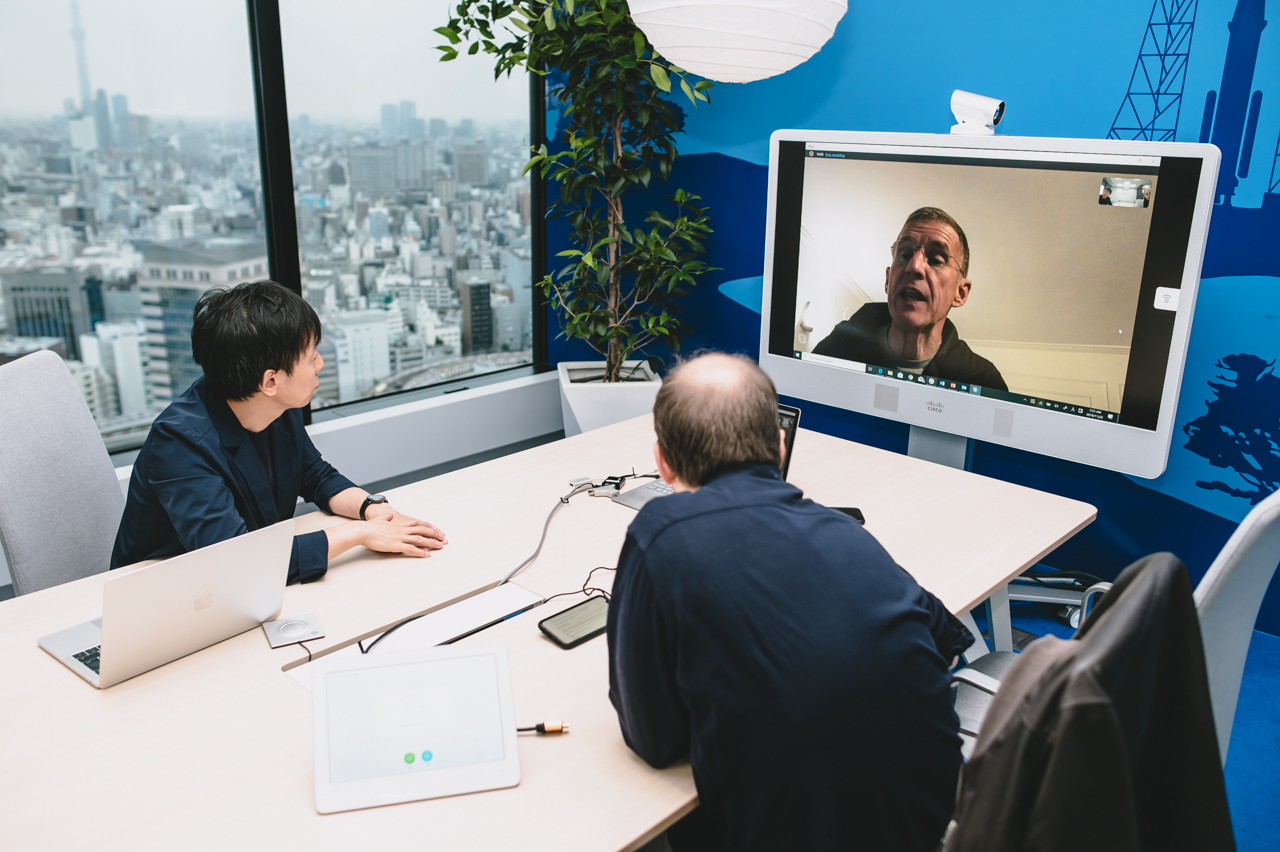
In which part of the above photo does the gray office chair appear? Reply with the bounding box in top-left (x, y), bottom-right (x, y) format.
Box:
top-left (0, 351), bottom-right (125, 595)
top-left (953, 582), bottom-right (1109, 756)
top-left (1194, 487), bottom-right (1280, 765)
top-left (955, 489), bottom-right (1280, 764)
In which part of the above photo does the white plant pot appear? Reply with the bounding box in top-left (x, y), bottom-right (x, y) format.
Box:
top-left (558, 360), bottom-right (662, 437)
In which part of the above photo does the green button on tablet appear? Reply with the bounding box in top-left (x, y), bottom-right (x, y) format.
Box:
top-left (404, 753), bottom-right (415, 764)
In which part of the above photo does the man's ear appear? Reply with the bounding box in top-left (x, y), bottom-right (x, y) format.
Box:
top-left (654, 442), bottom-right (677, 485)
top-left (884, 267), bottom-right (891, 294)
top-left (259, 369), bottom-right (279, 398)
top-left (779, 428), bottom-right (787, 467)
top-left (952, 277), bottom-right (972, 308)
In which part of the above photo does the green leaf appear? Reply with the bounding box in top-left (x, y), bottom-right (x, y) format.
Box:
top-left (435, 46), bottom-right (459, 61)
top-left (468, 41), bottom-right (480, 55)
top-left (633, 31), bottom-right (645, 58)
top-left (544, 5), bottom-right (556, 29)
top-left (565, 0), bottom-right (575, 13)
top-left (510, 16), bottom-right (532, 32)
top-left (434, 26), bottom-right (461, 44)
top-left (649, 64), bottom-right (671, 93)
top-left (680, 78), bottom-right (695, 105)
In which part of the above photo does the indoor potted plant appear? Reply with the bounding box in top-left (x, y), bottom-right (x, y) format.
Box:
top-left (438, 0), bottom-right (715, 434)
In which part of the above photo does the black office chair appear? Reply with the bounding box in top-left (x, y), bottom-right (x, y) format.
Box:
top-left (942, 553), bottom-right (1234, 852)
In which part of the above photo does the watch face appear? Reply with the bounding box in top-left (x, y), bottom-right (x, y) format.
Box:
top-left (368, 494), bottom-right (386, 502)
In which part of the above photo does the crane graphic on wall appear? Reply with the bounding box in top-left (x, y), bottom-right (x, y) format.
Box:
top-left (1108, 0), bottom-right (1199, 141)
top-left (1108, 0), bottom-right (1277, 275)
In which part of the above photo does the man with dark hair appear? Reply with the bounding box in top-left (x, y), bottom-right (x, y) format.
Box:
top-left (812, 207), bottom-right (1006, 390)
top-left (111, 281), bottom-right (446, 583)
top-left (608, 351), bottom-right (973, 852)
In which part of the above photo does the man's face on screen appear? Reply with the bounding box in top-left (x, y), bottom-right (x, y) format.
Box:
top-left (884, 221), bottom-right (971, 334)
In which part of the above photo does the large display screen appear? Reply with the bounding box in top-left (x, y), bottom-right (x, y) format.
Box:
top-left (767, 140), bottom-right (1205, 432)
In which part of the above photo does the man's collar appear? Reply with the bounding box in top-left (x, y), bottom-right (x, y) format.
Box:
top-left (196, 377), bottom-right (251, 449)
top-left (701, 462), bottom-right (783, 487)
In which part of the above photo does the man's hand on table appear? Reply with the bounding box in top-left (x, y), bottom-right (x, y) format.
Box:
top-left (323, 489), bottom-right (448, 560)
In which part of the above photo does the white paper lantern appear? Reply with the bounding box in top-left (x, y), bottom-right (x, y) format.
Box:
top-left (629, 0), bottom-right (848, 85)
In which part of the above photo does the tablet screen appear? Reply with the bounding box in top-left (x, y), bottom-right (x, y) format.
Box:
top-left (324, 654), bottom-right (505, 784)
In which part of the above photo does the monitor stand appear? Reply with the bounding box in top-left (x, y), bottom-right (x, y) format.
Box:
top-left (907, 425), bottom-right (1011, 656)
top-left (907, 425), bottom-right (972, 471)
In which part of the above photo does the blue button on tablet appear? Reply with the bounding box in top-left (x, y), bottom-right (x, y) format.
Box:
top-left (421, 751), bottom-right (433, 762)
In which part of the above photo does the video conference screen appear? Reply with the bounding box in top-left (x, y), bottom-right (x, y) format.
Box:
top-left (766, 141), bottom-right (1204, 431)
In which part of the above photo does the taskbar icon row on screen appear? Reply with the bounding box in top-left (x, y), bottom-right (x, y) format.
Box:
top-left (862, 364), bottom-right (983, 395)
top-left (1016, 395), bottom-right (1118, 422)
top-left (859, 362), bottom-right (1121, 423)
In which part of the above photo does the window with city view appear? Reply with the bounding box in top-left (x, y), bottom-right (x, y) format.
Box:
top-left (0, 1), bottom-right (536, 454)
top-left (0, 1), bottom-right (266, 452)
top-left (279, 0), bottom-right (534, 409)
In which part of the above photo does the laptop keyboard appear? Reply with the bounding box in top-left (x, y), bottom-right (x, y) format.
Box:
top-left (73, 646), bottom-right (101, 674)
top-left (644, 481), bottom-right (673, 496)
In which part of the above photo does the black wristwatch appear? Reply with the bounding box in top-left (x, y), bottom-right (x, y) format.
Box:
top-left (359, 493), bottom-right (389, 520)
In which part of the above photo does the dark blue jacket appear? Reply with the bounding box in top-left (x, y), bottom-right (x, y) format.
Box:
top-left (608, 464), bottom-right (973, 852)
top-left (110, 377), bottom-right (356, 584)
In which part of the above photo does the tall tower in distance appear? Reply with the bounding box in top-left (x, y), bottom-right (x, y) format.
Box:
top-left (70, 0), bottom-right (92, 112)
top-left (1200, 0), bottom-right (1268, 205)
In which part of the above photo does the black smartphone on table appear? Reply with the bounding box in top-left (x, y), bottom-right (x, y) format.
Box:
top-left (538, 596), bottom-right (609, 649)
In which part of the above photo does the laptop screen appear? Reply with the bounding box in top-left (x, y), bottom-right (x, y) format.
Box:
top-left (778, 404), bottom-right (801, 481)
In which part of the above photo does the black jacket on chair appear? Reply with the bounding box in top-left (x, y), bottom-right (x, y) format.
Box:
top-left (945, 552), bottom-right (1234, 852)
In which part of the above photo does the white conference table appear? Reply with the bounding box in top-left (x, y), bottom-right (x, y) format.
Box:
top-left (0, 415), bottom-right (1095, 851)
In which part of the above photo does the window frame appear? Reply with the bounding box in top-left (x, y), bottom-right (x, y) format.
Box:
top-left (244, 0), bottom-right (547, 425)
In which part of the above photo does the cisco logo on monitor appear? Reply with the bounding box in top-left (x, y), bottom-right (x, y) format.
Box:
top-left (926, 400), bottom-right (944, 414)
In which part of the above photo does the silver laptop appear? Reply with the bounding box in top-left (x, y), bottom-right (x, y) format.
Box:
top-left (613, 403), bottom-right (802, 511)
top-left (38, 520), bottom-right (295, 688)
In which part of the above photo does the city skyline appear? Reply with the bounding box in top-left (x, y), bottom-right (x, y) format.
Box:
top-left (0, 0), bottom-right (529, 124)
top-left (1, 0), bottom-right (535, 454)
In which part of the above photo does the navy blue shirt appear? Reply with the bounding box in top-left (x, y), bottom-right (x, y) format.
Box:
top-left (110, 377), bottom-right (356, 584)
top-left (608, 464), bottom-right (973, 852)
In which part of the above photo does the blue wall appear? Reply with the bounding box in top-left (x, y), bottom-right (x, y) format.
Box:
top-left (546, 0), bottom-right (1280, 635)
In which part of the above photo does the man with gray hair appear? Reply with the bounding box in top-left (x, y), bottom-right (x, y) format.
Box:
top-left (608, 351), bottom-right (972, 852)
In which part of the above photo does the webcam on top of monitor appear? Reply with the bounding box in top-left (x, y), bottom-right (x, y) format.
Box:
top-left (950, 90), bottom-right (1005, 135)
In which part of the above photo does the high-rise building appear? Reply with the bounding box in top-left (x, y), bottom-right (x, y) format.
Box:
top-left (66, 359), bottom-right (119, 421)
top-left (138, 237), bottom-right (268, 401)
top-left (381, 104), bottom-right (399, 138)
top-left (81, 320), bottom-right (151, 416)
top-left (347, 145), bottom-right (396, 202)
top-left (367, 208), bottom-right (389, 239)
top-left (394, 141), bottom-right (433, 190)
top-left (453, 141), bottom-right (489, 186)
top-left (68, 115), bottom-right (97, 151)
top-left (93, 89), bottom-right (112, 150)
top-left (438, 224), bottom-right (457, 257)
top-left (432, 178), bottom-right (457, 204)
top-left (112, 93), bottom-right (136, 150)
top-left (0, 268), bottom-right (97, 359)
top-left (491, 295), bottom-right (521, 352)
top-left (398, 100), bottom-right (416, 135)
top-left (459, 280), bottom-right (492, 354)
top-left (333, 310), bottom-right (392, 400)
top-left (503, 246), bottom-right (533, 348)
top-left (428, 118), bottom-right (448, 139)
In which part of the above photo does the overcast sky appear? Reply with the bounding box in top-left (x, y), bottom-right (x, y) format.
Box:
top-left (0, 0), bottom-right (528, 124)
